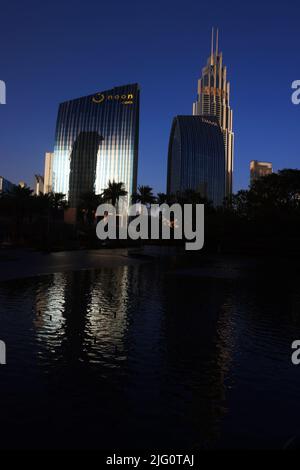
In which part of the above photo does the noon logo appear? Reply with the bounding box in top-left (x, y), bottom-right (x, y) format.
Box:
top-left (93, 92), bottom-right (134, 104)
top-left (92, 93), bottom-right (105, 103)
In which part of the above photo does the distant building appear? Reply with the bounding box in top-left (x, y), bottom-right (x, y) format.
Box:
top-left (52, 84), bottom-right (140, 208)
top-left (250, 160), bottom-right (272, 184)
top-left (0, 176), bottom-right (15, 194)
top-left (193, 28), bottom-right (234, 199)
top-left (18, 181), bottom-right (26, 188)
top-left (167, 115), bottom-right (225, 206)
top-left (34, 175), bottom-right (44, 195)
top-left (44, 152), bottom-right (54, 194)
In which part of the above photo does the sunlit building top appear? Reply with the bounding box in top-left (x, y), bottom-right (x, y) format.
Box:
top-left (250, 160), bottom-right (272, 184)
top-left (193, 28), bottom-right (234, 199)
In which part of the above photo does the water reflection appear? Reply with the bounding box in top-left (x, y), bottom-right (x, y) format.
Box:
top-left (0, 262), bottom-right (300, 449)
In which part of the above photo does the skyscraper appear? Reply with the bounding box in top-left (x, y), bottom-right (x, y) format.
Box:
top-left (167, 115), bottom-right (225, 206)
top-left (250, 160), bottom-right (272, 184)
top-left (52, 84), bottom-right (140, 209)
top-left (193, 28), bottom-right (234, 198)
top-left (44, 152), bottom-right (54, 194)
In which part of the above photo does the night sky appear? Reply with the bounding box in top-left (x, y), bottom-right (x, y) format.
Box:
top-left (0, 0), bottom-right (299, 194)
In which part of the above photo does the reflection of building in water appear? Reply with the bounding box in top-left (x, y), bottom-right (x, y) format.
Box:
top-left (34, 273), bottom-right (68, 330)
top-left (85, 267), bottom-right (131, 360)
top-left (214, 292), bottom-right (236, 400)
top-left (164, 275), bottom-right (235, 445)
top-left (30, 263), bottom-right (238, 448)
top-left (34, 267), bottom-right (132, 364)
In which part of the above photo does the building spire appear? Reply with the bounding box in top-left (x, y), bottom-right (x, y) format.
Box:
top-left (211, 27), bottom-right (215, 64)
top-left (216, 28), bottom-right (219, 56)
top-left (194, 27), bottom-right (234, 198)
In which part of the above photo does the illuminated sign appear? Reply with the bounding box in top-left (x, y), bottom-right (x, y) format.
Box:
top-left (201, 118), bottom-right (219, 127)
top-left (93, 93), bottom-right (134, 105)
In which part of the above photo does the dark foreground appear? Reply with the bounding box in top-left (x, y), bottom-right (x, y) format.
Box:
top-left (0, 253), bottom-right (300, 449)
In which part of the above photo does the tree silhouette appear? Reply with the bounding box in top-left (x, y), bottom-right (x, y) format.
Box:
top-left (131, 185), bottom-right (155, 206)
top-left (102, 180), bottom-right (127, 207)
top-left (78, 191), bottom-right (103, 224)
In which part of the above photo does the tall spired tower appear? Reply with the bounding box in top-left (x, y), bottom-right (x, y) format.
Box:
top-left (193, 28), bottom-right (234, 199)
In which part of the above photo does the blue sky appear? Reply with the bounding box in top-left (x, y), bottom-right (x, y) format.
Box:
top-left (0, 0), bottom-right (299, 193)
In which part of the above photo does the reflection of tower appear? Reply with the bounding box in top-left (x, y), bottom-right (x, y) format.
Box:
top-left (68, 132), bottom-right (103, 207)
top-left (193, 28), bottom-right (234, 199)
top-left (34, 267), bottom-right (132, 365)
top-left (164, 273), bottom-right (235, 445)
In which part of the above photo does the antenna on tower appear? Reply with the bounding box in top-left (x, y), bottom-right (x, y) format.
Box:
top-left (216, 28), bottom-right (219, 56)
top-left (210, 27), bottom-right (214, 64)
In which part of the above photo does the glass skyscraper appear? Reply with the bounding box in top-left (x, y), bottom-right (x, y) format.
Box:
top-left (167, 115), bottom-right (225, 206)
top-left (52, 84), bottom-right (140, 208)
top-left (193, 28), bottom-right (234, 198)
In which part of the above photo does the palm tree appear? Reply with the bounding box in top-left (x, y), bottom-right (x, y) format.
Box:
top-left (9, 184), bottom-right (34, 218)
top-left (156, 192), bottom-right (168, 205)
top-left (2, 185), bottom-right (34, 241)
top-left (102, 180), bottom-right (127, 208)
top-left (50, 193), bottom-right (67, 211)
top-left (131, 185), bottom-right (155, 206)
top-left (8, 185), bottom-right (34, 213)
top-left (78, 191), bottom-right (103, 224)
top-left (176, 189), bottom-right (212, 206)
top-left (31, 192), bottom-right (67, 215)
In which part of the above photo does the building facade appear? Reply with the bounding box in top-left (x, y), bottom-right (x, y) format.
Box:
top-left (34, 175), bottom-right (44, 195)
top-left (167, 115), bottom-right (225, 206)
top-left (250, 160), bottom-right (272, 184)
top-left (0, 176), bottom-right (15, 194)
top-left (44, 152), bottom-right (54, 194)
top-left (52, 84), bottom-right (140, 208)
top-left (193, 28), bottom-right (234, 199)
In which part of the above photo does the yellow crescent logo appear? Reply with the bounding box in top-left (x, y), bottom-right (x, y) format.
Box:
top-left (92, 93), bottom-right (105, 104)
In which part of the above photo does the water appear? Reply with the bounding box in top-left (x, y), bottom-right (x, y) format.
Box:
top-left (0, 259), bottom-right (300, 449)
